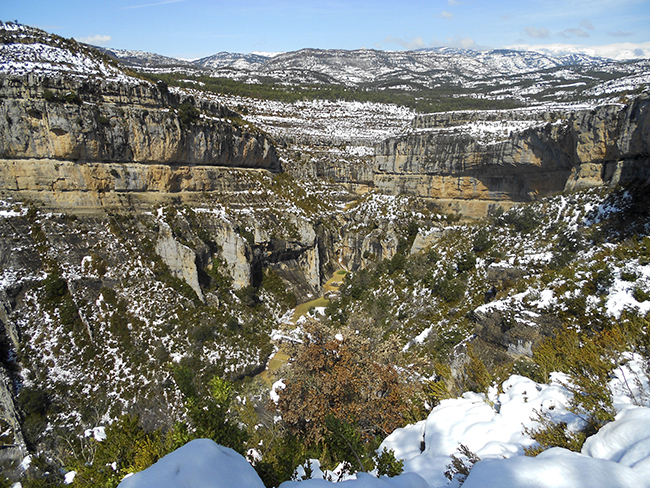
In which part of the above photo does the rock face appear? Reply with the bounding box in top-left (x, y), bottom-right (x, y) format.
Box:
top-left (0, 74), bottom-right (280, 172)
top-left (155, 222), bottom-right (205, 302)
top-left (374, 95), bottom-right (650, 209)
top-left (0, 159), bottom-right (276, 210)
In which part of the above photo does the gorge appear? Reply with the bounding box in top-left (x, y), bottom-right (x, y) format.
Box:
top-left (1, 21), bottom-right (650, 488)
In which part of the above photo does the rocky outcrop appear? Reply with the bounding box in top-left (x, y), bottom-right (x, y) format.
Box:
top-left (155, 222), bottom-right (205, 302)
top-left (0, 74), bottom-right (280, 172)
top-left (0, 365), bottom-right (26, 463)
top-left (374, 94), bottom-right (650, 207)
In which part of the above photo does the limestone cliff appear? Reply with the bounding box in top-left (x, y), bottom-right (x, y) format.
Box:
top-left (155, 222), bottom-right (205, 303)
top-left (374, 94), bottom-right (650, 208)
top-left (0, 74), bottom-right (280, 172)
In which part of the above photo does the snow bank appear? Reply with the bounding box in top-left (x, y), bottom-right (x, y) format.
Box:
top-left (116, 439), bottom-right (265, 488)
top-left (582, 407), bottom-right (650, 479)
top-left (279, 472), bottom-right (428, 488)
top-left (379, 371), bottom-right (650, 487)
top-left (380, 374), bottom-right (579, 487)
top-left (463, 447), bottom-right (645, 488)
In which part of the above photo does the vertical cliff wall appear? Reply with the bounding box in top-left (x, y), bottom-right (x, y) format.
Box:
top-left (374, 95), bottom-right (650, 206)
top-left (0, 74), bottom-right (280, 172)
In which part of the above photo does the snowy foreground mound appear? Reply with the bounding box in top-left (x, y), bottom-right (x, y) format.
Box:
top-left (117, 439), bottom-right (265, 488)
top-left (118, 373), bottom-right (650, 488)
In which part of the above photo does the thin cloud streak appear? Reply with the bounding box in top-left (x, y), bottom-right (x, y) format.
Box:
top-left (561, 28), bottom-right (590, 38)
top-left (608, 30), bottom-right (634, 38)
top-left (383, 36), bottom-right (427, 50)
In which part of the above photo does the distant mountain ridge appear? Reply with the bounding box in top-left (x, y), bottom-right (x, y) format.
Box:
top-left (103, 44), bottom-right (612, 80)
top-left (2, 21), bottom-right (649, 108)
top-left (98, 43), bottom-right (650, 103)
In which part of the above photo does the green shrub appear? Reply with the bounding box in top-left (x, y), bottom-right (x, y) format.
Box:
top-left (633, 287), bottom-right (650, 302)
top-left (376, 448), bottom-right (404, 477)
top-left (17, 387), bottom-right (51, 448)
top-left (444, 444), bottom-right (480, 485)
top-left (42, 90), bottom-right (82, 105)
top-left (63, 91), bottom-right (82, 105)
top-left (456, 252), bottom-right (476, 274)
top-left (428, 268), bottom-right (466, 304)
top-left (43, 273), bottom-right (68, 303)
top-left (496, 206), bottom-right (540, 234)
top-left (472, 229), bottom-right (494, 254)
top-left (43, 90), bottom-right (57, 102)
top-left (531, 326), bottom-right (620, 439)
top-left (96, 115), bottom-right (110, 126)
top-left (523, 411), bottom-right (587, 456)
top-left (261, 268), bottom-right (297, 308)
top-left (72, 415), bottom-right (167, 487)
top-left (177, 102), bottom-right (200, 127)
top-left (621, 271), bottom-right (639, 282)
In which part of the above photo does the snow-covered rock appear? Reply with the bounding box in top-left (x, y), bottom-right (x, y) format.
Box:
top-left (116, 439), bottom-right (265, 488)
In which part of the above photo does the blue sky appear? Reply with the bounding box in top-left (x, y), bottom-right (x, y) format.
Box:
top-left (2, 0), bottom-right (649, 59)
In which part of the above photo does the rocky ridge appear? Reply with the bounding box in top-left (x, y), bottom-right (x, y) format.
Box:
top-left (107, 44), bottom-right (650, 103)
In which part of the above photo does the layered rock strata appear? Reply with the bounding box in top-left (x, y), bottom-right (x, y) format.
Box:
top-left (0, 74), bottom-right (280, 172)
top-left (375, 95), bottom-right (650, 208)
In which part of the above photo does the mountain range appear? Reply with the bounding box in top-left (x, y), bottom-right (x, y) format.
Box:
top-left (99, 45), bottom-right (650, 102)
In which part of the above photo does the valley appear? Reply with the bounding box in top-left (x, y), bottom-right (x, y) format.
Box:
top-left (1, 20), bottom-right (650, 488)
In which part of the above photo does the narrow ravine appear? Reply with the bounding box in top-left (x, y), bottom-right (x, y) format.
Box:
top-left (258, 269), bottom-right (349, 385)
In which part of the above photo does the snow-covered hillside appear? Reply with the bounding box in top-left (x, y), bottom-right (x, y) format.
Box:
top-left (2, 20), bottom-right (650, 488)
top-left (0, 22), bottom-right (136, 83)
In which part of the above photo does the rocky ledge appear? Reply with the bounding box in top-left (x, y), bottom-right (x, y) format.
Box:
top-left (374, 94), bottom-right (650, 208)
top-left (0, 73), bottom-right (280, 173)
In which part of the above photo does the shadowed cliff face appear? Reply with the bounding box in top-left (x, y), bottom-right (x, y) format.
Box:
top-left (0, 74), bottom-right (281, 172)
top-left (374, 94), bottom-right (650, 204)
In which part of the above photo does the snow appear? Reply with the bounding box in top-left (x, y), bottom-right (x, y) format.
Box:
top-left (84, 426), bottom-right (107, 441)
top-left (270, 379), bottom-right (286, 403)
top-left (280, 472), bottom-right (429, 488)
top-left (462, 448), bottom-right (645, 488)
top-left (121, 365), bottom-right (650, 488)
top-left (376, 372), bottom-right (650, 488)
top-left (582, 408), bottom-right (650, 473)
top-left (605, 264), bottom-right (650, 318)
top-left (117, 439), bottom-right (265, 488)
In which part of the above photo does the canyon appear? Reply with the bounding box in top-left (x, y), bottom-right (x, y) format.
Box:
top-left (1, 22), bottom-right (650, 485)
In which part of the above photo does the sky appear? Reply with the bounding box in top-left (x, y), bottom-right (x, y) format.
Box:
top-left (2, 0), bottom-right (650, 60)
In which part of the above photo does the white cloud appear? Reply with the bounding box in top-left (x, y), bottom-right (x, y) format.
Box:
top-left (78, 34), bottom-right (112, 45)
top-left (384, 36), bottom-right (427, 50)
top-left (507, 41), bottom-right (650, 60)
top-left (439, 11), bottom-right (454, 19)
top-left (448, 0), bottom-right (462, 5)
top-left (525, 27), bottom-right (550, 39)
